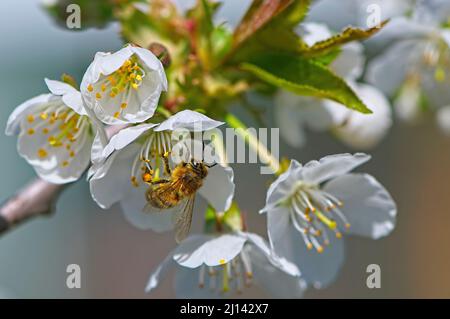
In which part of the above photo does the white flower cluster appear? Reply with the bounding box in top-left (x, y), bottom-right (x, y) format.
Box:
top-left (5, 0), bottom-right (404, 297)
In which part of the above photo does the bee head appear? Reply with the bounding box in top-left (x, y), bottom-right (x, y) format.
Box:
top-left (189, 160), bottom-right (209, 178)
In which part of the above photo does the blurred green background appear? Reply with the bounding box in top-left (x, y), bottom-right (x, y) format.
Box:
top-left (1, 0), bottom-right (450, 298)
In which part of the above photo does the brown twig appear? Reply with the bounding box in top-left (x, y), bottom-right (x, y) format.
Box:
top-left (0, 124), bottom-right (125, 236)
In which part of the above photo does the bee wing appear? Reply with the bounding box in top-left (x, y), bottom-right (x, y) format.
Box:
top-left (174, 194), bottom-right (196, 243)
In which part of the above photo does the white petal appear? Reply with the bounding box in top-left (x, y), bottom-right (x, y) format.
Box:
top-left (325, 83), bottom-right (393, 149)
top-left (132, 46), bottom-right (168, 91)
top-left (174, 265), bottom-right (222, 299)
top-left (274, 90), bottom-right (332, 148)
top-left (155, 110), bottom-right (224, 132)
top-left (366, 39), bottom-right (423, 97)
top-left (332, 42), bottom-right (365, 80)
top-left (80, 51), bottom-right (111, 98)
top-left (90, 129), bottom-right (107, 166)
top-left (45, 78), bottom-right (78, 96)
top-left (260, 160), bottom-right (303, 213)
top-left (173, 234), bottom-right (246, 268)
top-left (145, 254), bottom-right (174, 293)
top-left (299, 22), bottom-right (332, 46)
top-left (248, 245), bottom-right (306, 298)
top-left (120, 185), bottom-right (176, 232)
top-left (323, 173), bottom-right (397, 239)
top-left (301, 153), bottom-right (371, 184)
top-left (274, 91), bottom-right (308, 148)
top-left (33, 135), bottom-right (92, 184)
top-left (5, 94), bottom-right (52, 136)
top-left (62, 92), bottom-right (87, 116)
top-left (437, 105), bottom-right (450, 135)
top-left (267, 206), bottom-right (345, 288)
top-left (89, 144), bottom-right (140, 209)
top-left (413, 0), bottom-right (450, 25)
top-left (244, 232), bottom-right (300, 277)
top-left (102, 123), bottom-right (156, 159)
top-left (198, 165), bottom-right (234, 212)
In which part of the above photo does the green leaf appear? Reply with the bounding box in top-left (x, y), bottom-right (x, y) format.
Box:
top-left (229, 0), bottom-right (310, 62)
top-left (233, 0), bottom-right (293, 49)
top-left (211, 25), bottom-right (233, 64)
top-left (242, 52), bottom-right (371, 114)
top-left (222, 202), bottom-right (243, 232)
top-left (301, 21), bottom-right (389, 57)
top-left (204, 205), bottom-right (217, 234)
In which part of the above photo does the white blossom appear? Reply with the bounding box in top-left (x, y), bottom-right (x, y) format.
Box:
top-left (81, 44), bottom-right (167, 125)
top-left (6, 79), bottom-right (93, 184)
top-left (366, 3), bottom-right (450, 123)
top-left (260, 153), bottom-right (396, 288)
top-left (275, 23), bottom-right (392, 149)
top-left (88, 110), bottom-right (234, 233)
top-left (146, 232), bottom-right (306, 298)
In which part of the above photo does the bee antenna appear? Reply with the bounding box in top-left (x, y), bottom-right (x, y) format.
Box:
top-left (206, 163), bottom-right (218, 168)
top-left (202, 139), bottom-right (205, 162)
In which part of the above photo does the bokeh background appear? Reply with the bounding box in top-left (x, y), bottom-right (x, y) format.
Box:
top-left (0, 0), bottom-right (449, 298)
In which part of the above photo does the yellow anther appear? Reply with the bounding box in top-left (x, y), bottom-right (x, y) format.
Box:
top-left (306, 243), bottom-right (313, 250)
top-left (130, 176), bottom-right (139, 187)
top-left (42, 128), bottom-right (49, 134)
top-left (62, 161), bottom-right (69, 167)
top-left (316, 246), bottom-right (324, 253)
top-left (37, 148), bottom-right (48, 158)
top-left (27, 115), bottom-right (35, 123)
top-left (109, 92), bottom-right (116, 98)
top-left (120, 103), bottom-right (127, 109)
top-left (335, 232), bottom-right (342, 239)
top-left (108, 76), bottom-right (116, 84)
top-left (136, 74), bottom-right (142, 81)
top-left (113, 112), bottom-right (120, 118)
top-left (40, 112), bottom-right (48, 120)
top-left (314, 210), bottom-right (337, 230)
top-left (48, 136), bottom-right (57, 145)
top-left (142, 173), bottom-right (152, 183)
top-left (69, 151), bottom-right (75, 157)
top-left (219, 258), bottom-right (226, 265)
top-left (345, 223), bottom-right (351, 229)
top-left (27, 128), bottom-right (35, 135)
top-left (129, 73), bottom-right (136, 79)
top-left (131, 83), bottom-right (139, 90)
top-left (87, 84), bottom-right (94, 92)
top-left (95, 92), bottom-right (102, 100)
top-left (246, 272), bottom-right (253, 279)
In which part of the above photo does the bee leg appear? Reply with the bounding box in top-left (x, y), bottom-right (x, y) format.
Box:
top-left (206, 163), bottom-right (218, 168)
top-left (162, 151), bottom-right (171, 175)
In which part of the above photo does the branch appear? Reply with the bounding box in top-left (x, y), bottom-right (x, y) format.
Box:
top-left (0, 125), bottom-right (124, 236)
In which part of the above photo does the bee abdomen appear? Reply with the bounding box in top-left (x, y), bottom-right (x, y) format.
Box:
top-left (146, 188), bottom-right (179, 209)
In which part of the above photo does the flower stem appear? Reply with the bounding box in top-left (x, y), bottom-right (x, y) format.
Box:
top-left (225, 113), bottom-right (280, 175)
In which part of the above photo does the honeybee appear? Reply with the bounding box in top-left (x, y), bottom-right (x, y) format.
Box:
top-left (144, 155), bottom-right (216, 243)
